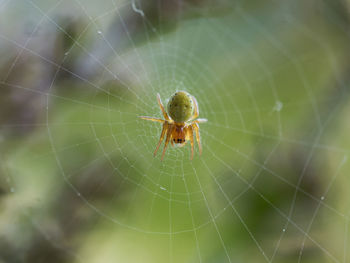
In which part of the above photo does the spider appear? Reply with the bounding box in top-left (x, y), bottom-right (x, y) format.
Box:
top-left (139, 91), bottom-right (207, 161)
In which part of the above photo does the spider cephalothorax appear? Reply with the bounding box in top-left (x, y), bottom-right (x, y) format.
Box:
top-left (139, 91), bottom-right (207, 160)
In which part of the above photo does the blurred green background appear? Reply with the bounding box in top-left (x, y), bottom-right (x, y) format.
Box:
top-left (1, 0), bottom-right (350, 262)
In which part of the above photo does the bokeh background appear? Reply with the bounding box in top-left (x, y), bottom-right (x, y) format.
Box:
top-left (1, 0), bottom-right (350, 262)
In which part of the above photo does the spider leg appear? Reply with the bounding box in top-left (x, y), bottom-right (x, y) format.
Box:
top-left (188, 95), bottom-right (199, 122)
top-left (161, 124), bottom-right (174, 161)
top-left (193, 118), bottom-right (208, 123)
top-left (192, 123), bottom-right (202, 155)
top-left (138, 116), bottom-right (164, 123)
top-left (187, 125), bottom-right (195, 160)
top-left (154, 122), bottom-right (169, 157)
top-left (157, 93), bottom-right (171, 121)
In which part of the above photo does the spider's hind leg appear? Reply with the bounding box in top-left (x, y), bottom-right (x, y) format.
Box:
top-left (157, 93), bottom-right (170, 121)
top-left (138, 116), bottom-right (164, 123)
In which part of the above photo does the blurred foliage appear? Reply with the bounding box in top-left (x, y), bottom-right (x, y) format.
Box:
top-left (1, 0), bottom-right (350, 262)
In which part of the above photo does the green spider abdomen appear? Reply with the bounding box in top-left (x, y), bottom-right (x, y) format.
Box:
top-left (167, 91), bottom-right (194, 123)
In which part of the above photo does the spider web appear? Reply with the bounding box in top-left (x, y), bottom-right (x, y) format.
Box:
top-left (0, 0), bottom-right (350, 262)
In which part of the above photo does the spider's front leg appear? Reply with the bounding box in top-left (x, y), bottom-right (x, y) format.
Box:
top-left (187, 125), bottom-right (195, 160)
top-left (154, 122), bottom-right (169, 157)
top-left (161, 124), bottom-right (174, 161)
top-left (192, 123), bottom-right (202, 155)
